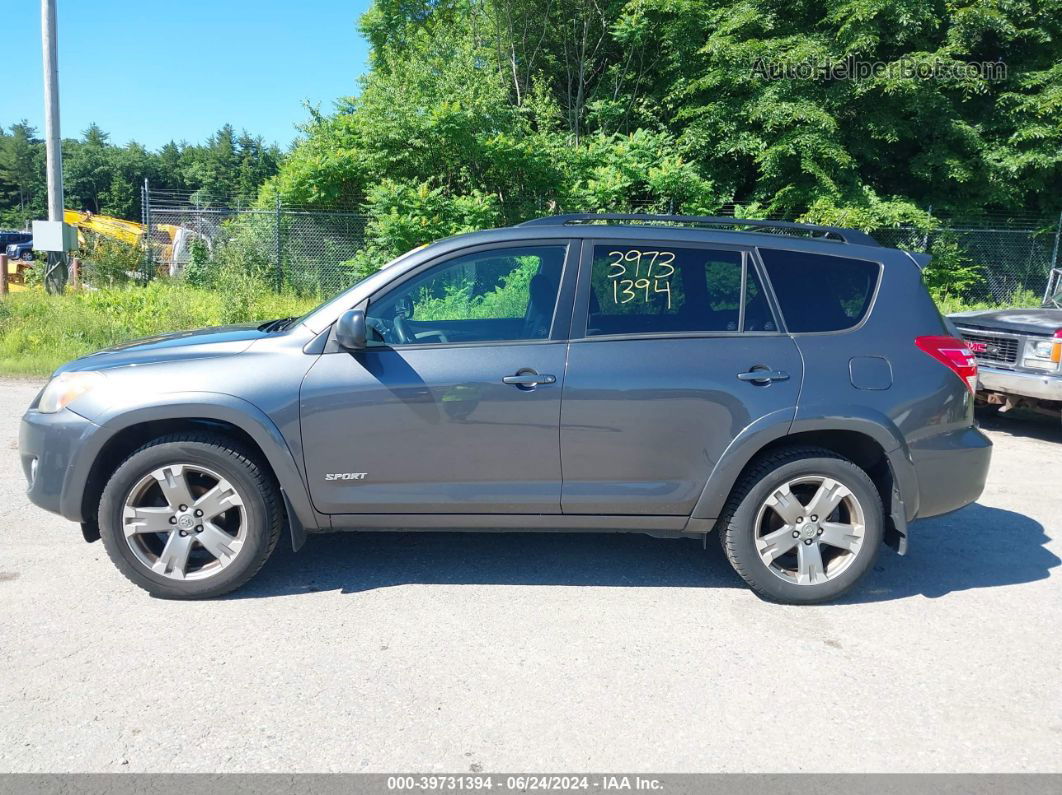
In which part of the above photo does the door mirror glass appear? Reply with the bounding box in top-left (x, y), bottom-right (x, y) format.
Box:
top-left (335, 309), bottom-right (367, 351)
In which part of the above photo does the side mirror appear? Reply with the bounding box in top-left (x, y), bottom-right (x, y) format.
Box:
top-left (335, 309), bottom-right (367, 351)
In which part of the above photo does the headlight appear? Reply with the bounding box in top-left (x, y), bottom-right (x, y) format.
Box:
top-left (1022, 334), bottom-right (1062, 371)
top-left (38, 371), bottom-right (106, 414)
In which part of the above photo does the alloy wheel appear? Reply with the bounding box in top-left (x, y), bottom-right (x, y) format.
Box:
top-left (122, 463), bottom-right (247, 580)
top-left (753, 475), bottom-right (866, 586)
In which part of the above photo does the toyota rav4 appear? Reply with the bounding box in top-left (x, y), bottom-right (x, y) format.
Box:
top-left (20, 214), bottom-right (992, 603)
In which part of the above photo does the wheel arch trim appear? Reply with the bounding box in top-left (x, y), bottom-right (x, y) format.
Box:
top-left (689, 405), bottom-right (919, 524)
top-left (62, 392), bottom-right (324, 545)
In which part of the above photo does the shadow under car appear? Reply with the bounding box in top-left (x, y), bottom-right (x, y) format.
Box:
top-left (223, 503), bottom-right (1057, 604)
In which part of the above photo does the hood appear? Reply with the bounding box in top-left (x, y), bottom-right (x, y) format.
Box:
top-left (949, 307), bottom-right (1062, 336)
top-left (55, 324), bottom-right (271, 374)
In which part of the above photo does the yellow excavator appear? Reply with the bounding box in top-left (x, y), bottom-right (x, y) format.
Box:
top-left (63, 209), bottom-right (183, 264)
top-left (5, 211), bottom-right (194, 289)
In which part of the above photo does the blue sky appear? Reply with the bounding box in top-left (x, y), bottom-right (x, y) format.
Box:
top-left (4, 0), bottom-right (373, 150)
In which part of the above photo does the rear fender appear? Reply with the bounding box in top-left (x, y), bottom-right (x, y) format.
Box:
top-left (788, 406), bottom-right (918, 522)
top-left (689, 405), bottom-right (919, 525)
top-left (689, 408), bottom-right (795, 522)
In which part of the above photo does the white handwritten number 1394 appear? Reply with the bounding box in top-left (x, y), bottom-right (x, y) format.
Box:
top-left (606, 250), bottom-right (675, 308)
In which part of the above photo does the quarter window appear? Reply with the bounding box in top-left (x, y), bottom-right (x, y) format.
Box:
top-left (366, 245), bottom-right (566, 346)
top-left (585, 244), bottom-right (774, 336)
top-left (759, 249), bottom-right (880, 332)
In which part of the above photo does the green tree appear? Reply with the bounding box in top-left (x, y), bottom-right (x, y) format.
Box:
top-left (271, 0), bottom-right (1062, 258)
top-left (0, 121), bottom-right (45, 227)
top-left (0, 122), bottom-right (283, 224)
top-left (65, 123), bottom-right (115, 214)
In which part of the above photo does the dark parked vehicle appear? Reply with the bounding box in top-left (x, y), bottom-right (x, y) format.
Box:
top-left (0, 230), bottom-right (32, 247)
top-left (20, 214), bottom-right (992, 603)
top-left (950, 307), bottom-right (1062, 422)
top-left (5, 239), bottom-right (35, 261)
top-left (1, 231), bottom-right (33, 261)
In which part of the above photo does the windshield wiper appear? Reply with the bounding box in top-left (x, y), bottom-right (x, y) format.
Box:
top-left (258, 316), bottom-right (297, 333)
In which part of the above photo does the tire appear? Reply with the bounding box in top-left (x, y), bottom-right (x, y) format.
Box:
top-left (20, 251), bottom-right (33, 262)
top-left (98, 433), bottom-right (282, 599)
top-left (719, 447), bottom-right (883, 605)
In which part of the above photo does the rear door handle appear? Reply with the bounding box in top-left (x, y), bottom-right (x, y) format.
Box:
top-left (503, 372), bottom-right (557, 386)
top-left (737, 369), bottom-right (790, 383)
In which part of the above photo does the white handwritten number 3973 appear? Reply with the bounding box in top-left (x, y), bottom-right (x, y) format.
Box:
top-left (606, 250), bottom-right (675, 308)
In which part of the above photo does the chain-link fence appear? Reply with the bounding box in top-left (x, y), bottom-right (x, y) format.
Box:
top-left (143, 188), bottom-right (367, 296)
top-left (873, 220), bottom-right (1061, 304)
top-left (142, 186), bottom-right (1061, 304)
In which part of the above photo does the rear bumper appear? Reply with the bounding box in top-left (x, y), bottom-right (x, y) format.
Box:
top-left (978, 366), bottom-right (1062, 403)
top-left (909, 426), bottom-right (992, 519)
top-left (19, 408), bottom-right (101, 522)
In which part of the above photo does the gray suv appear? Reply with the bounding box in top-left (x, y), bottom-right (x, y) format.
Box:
top-left (19, 214), bottom-right (992, 603)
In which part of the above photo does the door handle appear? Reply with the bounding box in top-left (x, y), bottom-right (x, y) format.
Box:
top-left (502, 372), bottom-right (556, 386)
top-left (737, 369), bottom-right (790, 384)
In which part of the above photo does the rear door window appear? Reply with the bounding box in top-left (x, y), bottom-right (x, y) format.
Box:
top-left (758, 248), bottom-right (880, 332)
top-left (584, 244), bottom-right (775, 336)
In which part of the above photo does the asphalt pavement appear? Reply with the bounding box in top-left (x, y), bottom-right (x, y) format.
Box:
top-left (0, 378), bottom-right (1059, 772)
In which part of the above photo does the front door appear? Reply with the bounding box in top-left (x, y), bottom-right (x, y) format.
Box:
top-left (301, 242), bottom-right (574, 515)
top-left (560, 240), bottom-right (804, 515)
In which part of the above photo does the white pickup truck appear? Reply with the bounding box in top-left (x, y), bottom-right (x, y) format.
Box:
top-left (950, 308), bottom-right (1062, 423)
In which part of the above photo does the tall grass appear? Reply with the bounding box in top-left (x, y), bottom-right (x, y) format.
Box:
top-left (933, 288), bottom-right (1041, 317)
top-left (0, 282), bottom-right (316, 377)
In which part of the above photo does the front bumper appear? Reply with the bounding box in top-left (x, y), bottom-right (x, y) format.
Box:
top-left (978, 366), bottom-right (1062, 403)
top-left (19, 408), bottom-right (101, 521)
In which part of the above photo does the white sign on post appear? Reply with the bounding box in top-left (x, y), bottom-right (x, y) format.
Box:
top-left (31, 220), bottom-right (78, 252)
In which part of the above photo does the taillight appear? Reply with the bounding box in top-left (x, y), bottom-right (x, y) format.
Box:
top-left (916, 335), bottom-right (978, 394)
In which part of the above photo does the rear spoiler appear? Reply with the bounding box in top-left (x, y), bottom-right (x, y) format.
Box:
top-left (903, 250), bottom-right (932, 270)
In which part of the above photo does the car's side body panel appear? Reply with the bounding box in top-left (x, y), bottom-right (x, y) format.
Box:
top-left (557, 236), bottom-right (804, 516)
top-left (782, 246), bottom-right (991, 523)
top-left (22, 390), bottom-right (325, 536)
top-left (299, 238), bottom-right (580, 516)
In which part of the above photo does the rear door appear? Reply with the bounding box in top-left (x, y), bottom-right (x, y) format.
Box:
top-left (560, 239), bottom-right (804, 516)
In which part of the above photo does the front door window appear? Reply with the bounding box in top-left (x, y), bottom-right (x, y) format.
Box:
top-left (366, 245), bottom-right (567, 346)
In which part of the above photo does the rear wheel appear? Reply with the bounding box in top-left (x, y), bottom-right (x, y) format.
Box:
top-left (719, 447), bottom-right (883, 604)
top-left (98, 434), bottom-right (282, 599)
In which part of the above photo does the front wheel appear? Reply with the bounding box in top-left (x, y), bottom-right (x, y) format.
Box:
top-left (98, 434), bottom-right (282, 599)
top-left (719, 447), bottom-right (883, 604)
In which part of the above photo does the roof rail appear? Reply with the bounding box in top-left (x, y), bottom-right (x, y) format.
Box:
top-left (517, 213), bottom-right (879, 246)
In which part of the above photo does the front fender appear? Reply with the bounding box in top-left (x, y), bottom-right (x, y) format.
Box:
top-left (63, 391), bottom-right (323, 543)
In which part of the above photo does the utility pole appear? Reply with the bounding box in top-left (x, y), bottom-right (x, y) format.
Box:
top-left (41, 0), bottom-right (66, 293)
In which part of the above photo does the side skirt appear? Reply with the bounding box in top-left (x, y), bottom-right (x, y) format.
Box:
top-left (322, 513), bottom-right (698, 538)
